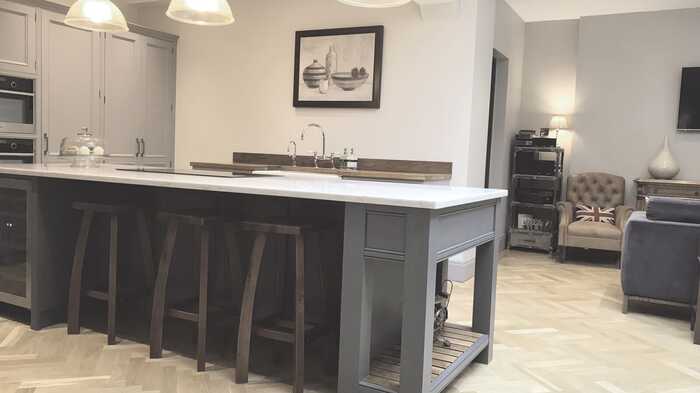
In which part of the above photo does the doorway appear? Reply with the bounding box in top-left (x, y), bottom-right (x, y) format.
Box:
top-left (486, 50), bottom-right (510, 250)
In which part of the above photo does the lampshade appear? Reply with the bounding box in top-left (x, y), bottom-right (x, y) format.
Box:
top-left (549, 115), bottom-right (569, 130)
top-left (166, 0), bottom-right (235, 26)
top-left (64, 0), bottom-right (129, 32)
top-left (337, 0), bottom-right (413, 8)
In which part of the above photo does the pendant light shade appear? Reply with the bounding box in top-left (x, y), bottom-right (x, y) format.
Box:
top-left (337, 0), bottom-right (412, 8)
top-left (166, 0), bottom-right (235, 26)
top-left (64, 0), bottom-right (129, 32)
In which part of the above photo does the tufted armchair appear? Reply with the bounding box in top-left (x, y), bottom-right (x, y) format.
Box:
top-left (556, 173), bottom-right (633, 261)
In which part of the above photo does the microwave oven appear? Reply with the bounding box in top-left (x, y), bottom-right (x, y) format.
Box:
top-left (0, 75), bottom-right (34, 134)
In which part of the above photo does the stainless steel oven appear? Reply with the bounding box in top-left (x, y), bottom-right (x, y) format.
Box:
top-left (0, 75), bottom-right (35, 134)
top-left (0, 138), bottom-right (34, 164)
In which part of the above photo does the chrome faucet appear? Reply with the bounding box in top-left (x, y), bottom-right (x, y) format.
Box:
top-left (287, 140), bottom-right (297, 166)
top-left (300, 123), bottom-right (326, 168)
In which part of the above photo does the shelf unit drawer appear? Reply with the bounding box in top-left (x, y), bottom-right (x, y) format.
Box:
top-left (509, 230), bottom-right (552, 251)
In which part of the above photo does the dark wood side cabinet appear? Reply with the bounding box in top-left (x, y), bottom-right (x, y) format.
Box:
top-left (635, 179), bottom-right (700, 210)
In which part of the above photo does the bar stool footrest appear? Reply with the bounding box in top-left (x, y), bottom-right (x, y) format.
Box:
top-left (253, 318), bottom-right (323, 344)
top-left (167, 299), bottom-right (226, 323)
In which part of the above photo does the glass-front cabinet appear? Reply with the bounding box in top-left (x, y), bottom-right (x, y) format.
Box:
top-left (0, 178), bottom-right (30, 308)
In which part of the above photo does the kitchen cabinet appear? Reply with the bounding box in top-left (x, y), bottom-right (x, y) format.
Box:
top-left (142, 37), bottom-right (175, 163)
top-left (41, 11), bottom-right (102, 157)
top-left (38, 13), bottom-right (177, 166)
top-left (0, 0), bottom-right (37, 75)
top-left (104, 31), bottom-right (143, 159)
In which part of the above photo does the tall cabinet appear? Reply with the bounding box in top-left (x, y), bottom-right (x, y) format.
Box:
top-left (41, 11), bottom-right (102, 157)
top-left (0, 0), bottom-right (37, 75)
top-left (41, 10), bottom-right (176, 166)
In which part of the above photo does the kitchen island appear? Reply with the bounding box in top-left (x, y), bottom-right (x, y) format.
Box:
top-left (0, 164), bottom-right (506, 393)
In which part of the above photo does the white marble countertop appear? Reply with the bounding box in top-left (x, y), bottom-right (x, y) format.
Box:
top-left (0, 164), bottom-right (507, 210)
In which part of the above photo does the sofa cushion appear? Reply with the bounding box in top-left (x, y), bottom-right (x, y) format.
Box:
top-left (647, 196), bottom-right (700, 224)
top-left (575, 203), bottom-right (616, 224)
top-left (568, 221), bottom-right (622, 239)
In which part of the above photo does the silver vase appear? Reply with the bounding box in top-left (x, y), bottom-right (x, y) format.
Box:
top-left (648, 136), bottom-right (680, 179)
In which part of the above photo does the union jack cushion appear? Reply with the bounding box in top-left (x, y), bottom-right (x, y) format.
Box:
top-left (575, 203), bottom-right (616, 225)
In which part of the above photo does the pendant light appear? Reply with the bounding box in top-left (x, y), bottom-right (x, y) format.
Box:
top-left (337, 0), bottom-right (412, 8)
top-left (64, 0), bottom-right (129, 32)
top-left (166, 0), bottom-right (235, 26)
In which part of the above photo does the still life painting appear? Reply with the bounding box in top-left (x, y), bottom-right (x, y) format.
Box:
top-left (293, 26), bottom-right (383, 108)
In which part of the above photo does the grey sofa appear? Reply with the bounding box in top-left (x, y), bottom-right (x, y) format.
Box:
top-left (621, 197), bottom-right (700, 331)
top-left (557, 173), bottom-right (633, 261)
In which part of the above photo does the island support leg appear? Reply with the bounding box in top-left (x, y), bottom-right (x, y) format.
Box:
top-left (473, 239), bottom-right (497, 364)
top-left (399, 211), bottom-right (436, 393)
top-left (337, 204), bottom-right (372, 393)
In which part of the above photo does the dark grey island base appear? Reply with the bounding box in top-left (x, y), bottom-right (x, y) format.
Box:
top-left (339, 201), bottom-right (499, 393)
top-left (0, 167), bottom-right (503, 393)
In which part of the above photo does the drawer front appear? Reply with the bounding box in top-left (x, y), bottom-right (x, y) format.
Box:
top-left (510, 230), bottom-right (552, 251)
top-left (647, 186), bottom-right (700, 199)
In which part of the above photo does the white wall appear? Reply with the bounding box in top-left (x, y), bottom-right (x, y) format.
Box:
top-left (574, 8), bottom-right (700, 203)
top-left (139, 0), bottom-right (497, 186)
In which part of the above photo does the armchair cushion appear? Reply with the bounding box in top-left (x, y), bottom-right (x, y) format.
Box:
top-left (568, 221), bottom-right (622, 240)
top-left (575, 203), bottom-right (616, 224)
top-left (647, 197), bottom-right (700, 224)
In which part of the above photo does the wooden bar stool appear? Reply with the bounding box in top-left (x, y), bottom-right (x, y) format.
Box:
top-left (149, 211), bottom-right (238, 372)
top-left (235, 219), bottom-right (328, 393)
top-left (67, 202), bottom-right (154, 345)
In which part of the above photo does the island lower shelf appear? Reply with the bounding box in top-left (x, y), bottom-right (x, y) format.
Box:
top-left (364, 324), bottom-right (489, 393)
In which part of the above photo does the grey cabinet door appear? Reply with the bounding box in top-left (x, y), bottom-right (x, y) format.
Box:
top-left (104, 31), bottom-right (143, 159)
top-left (41, 11), bottom-right (102, 157)
top-left (142, 37), bottom-right (175, 163)
top-left (0, 0), bottom-right (37, 75)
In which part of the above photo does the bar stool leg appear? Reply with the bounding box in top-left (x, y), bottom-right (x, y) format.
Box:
top-left (107, 214), bottom-right (119, 345)
top-left (294, 233), bottom-right (305, 393)
top-left (68, 210), bottom-right (94, 335)
top-left (196, 226), bottom-right (210, 372)
top-left (136, 209), bottom-right (155, 290)
top-left (235, 232), bottom-right (268, 384)
top-left (224, 223), bottom-right (243, 306)
top-left (150, 219), bottom-right (178, 359)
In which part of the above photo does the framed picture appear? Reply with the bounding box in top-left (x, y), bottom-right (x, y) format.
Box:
top-left (293, 25), bottom-right (384, 109)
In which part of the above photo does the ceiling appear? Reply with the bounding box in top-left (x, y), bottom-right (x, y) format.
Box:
top-left (505, 0), bottom-right (700, 22)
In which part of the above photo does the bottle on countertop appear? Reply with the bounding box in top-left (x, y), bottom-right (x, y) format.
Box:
top-left (339, 148), bottom-right (349, 169)
top-left (347, 148), bottom-right (358, 170)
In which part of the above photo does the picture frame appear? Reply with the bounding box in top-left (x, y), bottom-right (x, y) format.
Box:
top-left (293, 25), bottom-right (384, 109)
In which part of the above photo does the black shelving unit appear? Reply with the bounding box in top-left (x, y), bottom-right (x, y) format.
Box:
top-left (508, 145), bottom-right (565, 252)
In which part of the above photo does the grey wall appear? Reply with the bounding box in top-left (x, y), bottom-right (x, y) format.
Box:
top-left (520, 8), bottom-right (700, 205)
top-left (574, 8), bottom-right (700, 204)
top-left (520, 20), bottom-right (578, 131)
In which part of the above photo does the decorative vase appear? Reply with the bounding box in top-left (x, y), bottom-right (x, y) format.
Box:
top-left (648, 136), bottom-right (680, 179)
top-left (325, 45), bottom-right (337, 84)
top-left (302, 60), bottom-right (327, 89)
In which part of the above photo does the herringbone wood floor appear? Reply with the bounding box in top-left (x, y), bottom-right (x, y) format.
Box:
top-left (0, 251), bottom-right (698, 393)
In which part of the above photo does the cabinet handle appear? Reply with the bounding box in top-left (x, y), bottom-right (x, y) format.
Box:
top-left (136, 138), bottom-right (142, 157)
top-left (43, 133), bottom-right (49, 156)
top-left (141, 138), bottom-right (146, 157)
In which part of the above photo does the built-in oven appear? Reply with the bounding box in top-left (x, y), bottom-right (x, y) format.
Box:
top-left (0, 138), bottom-right (34, 164)
top-left (0, 75), bottom-right (35, 134)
